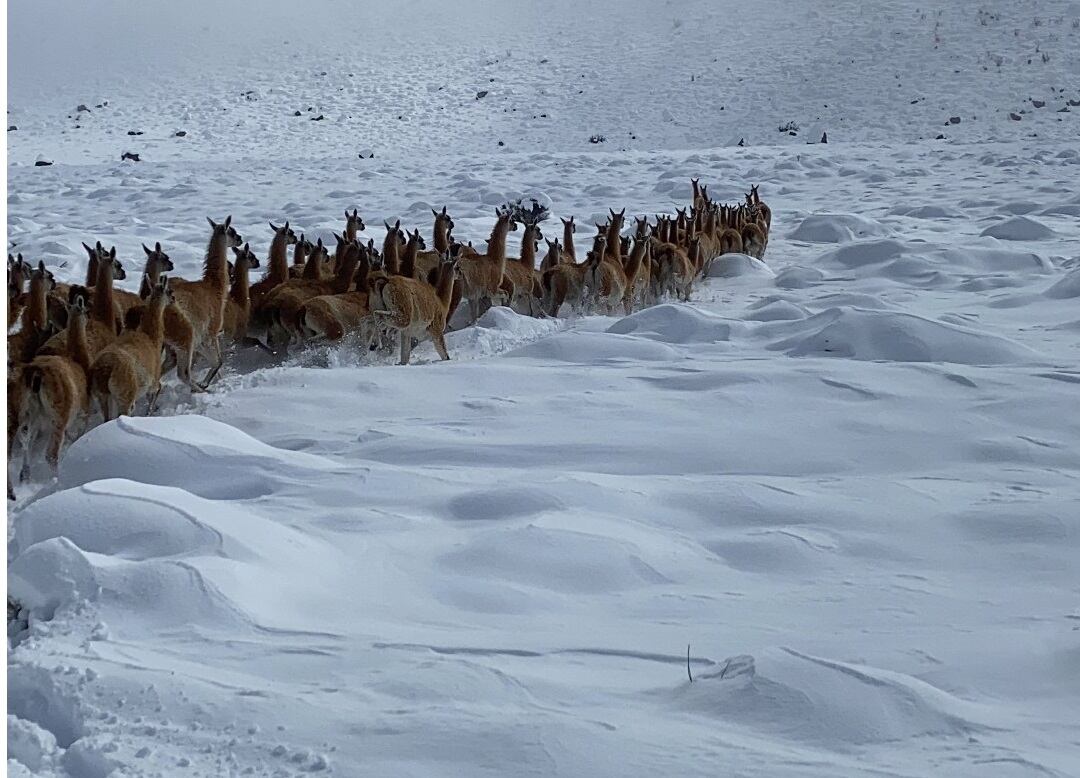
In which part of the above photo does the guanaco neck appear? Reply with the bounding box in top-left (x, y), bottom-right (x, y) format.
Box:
top-left (487, 219), bottom-right (510, 278)
top-left (436, 263), bottom-right (455, 310)
top-left (521, 226), bottom-right (540, 270)
top-left (434, 216), bottom-right (451, 254)
top-left (346, 220), bottom-right (358, 244)
top-left (624, 239), bottom-right (647, 279)
top-left (333, 247), bottom-right (360, 294)
top-left (91, 263), bottom-right (116, 325)
top-left (605, 218), bottom-right (622, 261)
top-left (67, 310), bottom-right (92, 376)
top-left (293, 238), bottom-right (308, 268)
top-left (230, 260), bottom-right (252, 305)
top-left (141, 297), bottom-right (168, 343)
top-left (353, 252), bottom-right (372, 294)
top-left (24, 274), bottom-right (49, 332)
top-left (85, 255), bottom-right (100, 287)
top-left (562, 221), bottom-right (576, 262)
top-left (204, 230), bottom-right (229, 293)
top-left (400, 234), bottom-right (419, 278)
top-left (382, 234), bottom-right (401, 276)
top-left (268, 231), bottom-right (290, 282)
top-left (303, 244), bottom-right (324, 280)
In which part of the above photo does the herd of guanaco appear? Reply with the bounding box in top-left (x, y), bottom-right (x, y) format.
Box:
top-left (6, 182), bottom-right (771, 497)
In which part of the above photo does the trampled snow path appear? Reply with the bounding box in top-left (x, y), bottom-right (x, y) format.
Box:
top-left (8, 0), bottom-right (1080, 775)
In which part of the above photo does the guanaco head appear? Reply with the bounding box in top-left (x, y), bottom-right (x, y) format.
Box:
top-left (69, 291), bottom-right (89, 319)
top-left (31, 260), bottom-right (57, 292)
top-left (207, 215), bottom-right (244, 248)
top-left (99, 247), bottom-right (126, 280)
top-left (8, 253), bottom-right (29, 292)
top-left (432, 206), bottom-right (454, 232)
top-left (494, 208), bottom-right (519, 233)
top-left (700, 184), bottom-right (709, 203)
top-left (408, 228), bottom-right (427, 250)
top-left (620, 235), bottom-right (631, 256)
top-left (150, 275), bottom-right (176, 307)
top-left (142, 242), bottom-right (175, 273)
top-left (561, 215), bottom-right (576, 234)
top-left (270, 221), bottom-right (299, 246)
top-left (232, 242), bottom-right (260, 271)
top-left (345, 209), bottom-right (365, 234)
top-left (633, 216), bottom-right (649, 239)
top-left (309, 238), bottom-right (329, 264)
top-left (750, 184), bottom-right (761, 205)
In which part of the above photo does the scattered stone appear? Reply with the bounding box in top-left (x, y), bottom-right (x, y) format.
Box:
top-left (588, 134), bottom-right (605, 144)
top-left (293, 110), bottom-right (302, 116)
top-left (76, 104), bottom-right (90, 113)
top-left (497, 141), bottom-right (505, 147)
top-left (34, 156), bottom-right (53, 167)
top-left (948, 116), bottom-right (961, 124)
top-left (539, 113), bottom-right (547, 118)
top-left (310, 114), bottom-right (324, 121)
top-left (475, 90), bottom-right (489, 100)
top-left (1058, 106), bottom-right (1070, 113)
top-left (1069, 99), bottom-right (1080, 107)
top-left (126, 130), bottom-right (143, 136)
top-left (1032, 99), bottom-right (1046, 108)
top-left (821, 131), bottom-right (828, 143)
top-left (1009, 112), bottom-right (1022, 121)
top-left (737, 138), bottom-right (745, 147)
top-left (121, 152), bottom-right (141, 162)
top-left (936, 133), bottom-right (946, 139)
top-left (7, 125), bottom-right (16, 132)
top-left (174, 130), bottom-right (186, 137)
top-left (95, 103), bottom-right (105, 109)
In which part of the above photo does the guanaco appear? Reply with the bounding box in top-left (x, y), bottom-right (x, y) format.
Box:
top-left (20, 293), bottom-right (93, 473)
top-left (288, 233), bottom-right (310, 279)
top-left (263, 239), bottom-right (361, 349)
top-left (297, 243), bottom-right (375, 342)
top-left (8, 261), bottom-right (57, 364)
top-left (560, 216), bottom-right (577, 263)
top-left (222, 243), bottom-right (261, 343)
top-left (251, 222), bottom-right (298, 311)
top-left (8, 254), bottom-right (30, 331)
top-left (90, 276), bottom-right (175, 421)
top-left (38, 249), bottom-right (126, 360)
top-left (415, 207), bottom-right (454, 281)
top-left (502, 217), bottom-right (545, 317)
top-left (345, 209), bottom-right (366, 242)
top-left (371, 252), bottom-right (459, 364)
top-left (458, 209), bottom-right (517, 323)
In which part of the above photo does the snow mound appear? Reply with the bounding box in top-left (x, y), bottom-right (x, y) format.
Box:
top-left (12, 479), bottom-right (224, 560)
top-left (774, 266), bottom-right (825, 289)
top-left (788, 213), bottom-right (890, 243)
top-left (607, 304), bottom-right (737, 345)
top-left (705, 253), bottom-right (775, 279)
top-left (506, 331), bottom-right (679, 363)
top-left (767, 307), bottom-right (1042, 364)
top-left (938, 246), bottom-right (1053, 273)
top-left (887, 204), bottom-right (964, 219)
top-left (670, 648), bottom-right (996, 746)
top-left (980, 216), bottom-right (1056, 241)
top-left (59, 415), bottom-right (338, 498)
top-left (815, 239), bottom-right (909, 269)
top-left (743, 298), bottom-right (808, 322)
top-left (447, 306), bottom-right (562, 359)
top-left (438, 525), bottom-right (669, 594)
top-left (1044, 267), bottom-right (1080, 299)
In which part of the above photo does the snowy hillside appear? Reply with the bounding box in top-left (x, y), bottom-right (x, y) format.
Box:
top-left (7, 1), bottom-right (1080, 776)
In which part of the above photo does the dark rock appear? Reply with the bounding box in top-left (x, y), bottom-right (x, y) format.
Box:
top-left (1068, 99), bottom-right (1080, 107)
top-left (1058, 106), bottom-right (1070, 113)
top-left (821, 131), bottom-right (828, 143)
top-left (476, 90), bottom-right (489, 100)
top-left (311, 114), bottom-right (325, 121)
top-left (126, 130), bottom-right (143, 135)
top-left (121, 152), bottom-right (141, 162)
top-left (949, 116), bottom-right (961, 124)
top-left (76, 104), bottom-right (90, 112)
top-left (6, 125), bottom-right (16, 132)
top-left (1032, 99), bottom-right (1046, 108)
top-left (1008, 112), bottom-right (1022, 121)
top-left (174, 130), bottom-right (187, 137)
top-left (293, 110), bottom-right (302, 116)
top-left (34, 160), bottom-right (52, 167)
top-left (497, 141), bottom-right (504, 147)
top-left (588, 134), bottom-right (605, 144)
top-left (936, 134), bottom-right (946, 139)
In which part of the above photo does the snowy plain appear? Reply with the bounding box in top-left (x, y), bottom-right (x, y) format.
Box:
top-left (7, 0), bottom-right (1080, 775)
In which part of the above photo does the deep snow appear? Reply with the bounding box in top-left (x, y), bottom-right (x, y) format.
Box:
top-left (7, 1), bottom-right (1080, 776)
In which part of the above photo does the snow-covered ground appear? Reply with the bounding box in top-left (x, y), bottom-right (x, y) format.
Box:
top-left (7, 1), bottom-right (1080, 776)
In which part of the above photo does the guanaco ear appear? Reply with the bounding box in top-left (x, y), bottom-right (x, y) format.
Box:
top-left (432, 207), bottom-right (439, 216)
top-left (38, 260), bottom-right (46, 272)
top-left (269, 222), bottom-right (278, 232)
top-left (232, 246), bottom-right (243, 256)
top-left (224, 215), bottom-right (232, 228)
top-left (143, 243), bottom-right (153, 256)
top-left (155, 242), bottom-right (162, 253)
top-left (393, 219), bottom-right (400, 230)
top-left (283, 221), bottom-right (289, 231)
top-left (82, 242), bottom-right (96, 257)
top-left (109, 247), bottom-right (117, 259)
top-left (207, 217), bottom-right (217, 229)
